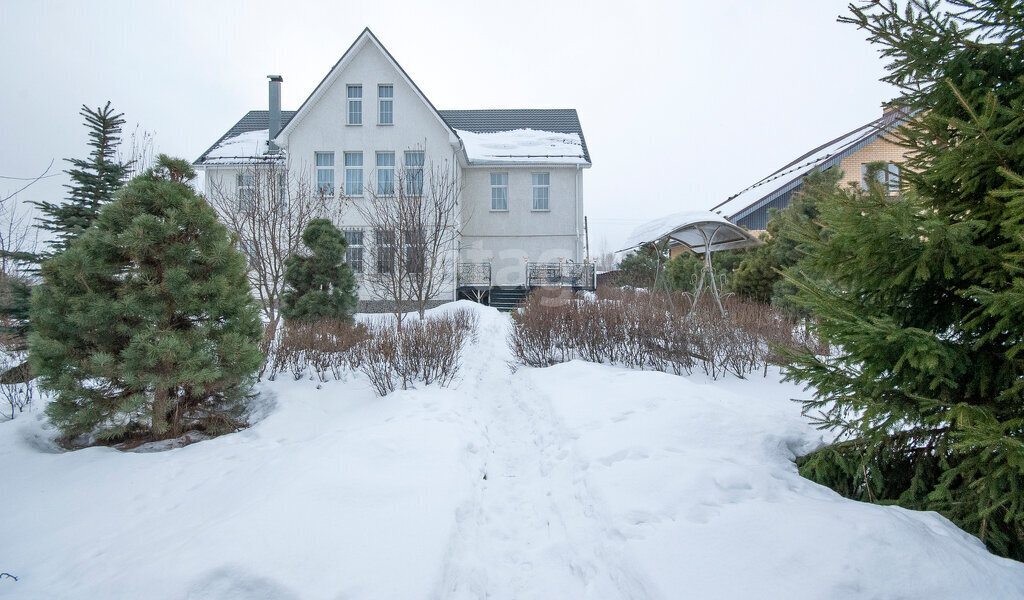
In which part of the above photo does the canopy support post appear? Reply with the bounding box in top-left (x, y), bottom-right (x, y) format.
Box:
top-left (690, 226), bottom-right (727, 317)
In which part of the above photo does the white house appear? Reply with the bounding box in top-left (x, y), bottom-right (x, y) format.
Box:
top-left (194, 28), bottom-right (593, 310)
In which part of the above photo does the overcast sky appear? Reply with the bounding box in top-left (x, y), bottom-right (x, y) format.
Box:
top-left (1, 0), bottom-right (895, 255)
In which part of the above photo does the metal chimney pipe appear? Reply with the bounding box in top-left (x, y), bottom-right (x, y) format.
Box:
top-left (268, 75), bottom-right (283, 152)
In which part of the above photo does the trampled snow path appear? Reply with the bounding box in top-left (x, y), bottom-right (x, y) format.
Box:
top-left (436, 311), bottom-right (653, 599)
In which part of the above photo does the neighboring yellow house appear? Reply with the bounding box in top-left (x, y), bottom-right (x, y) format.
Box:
top-left (707, 104), bottom-right (912, 237)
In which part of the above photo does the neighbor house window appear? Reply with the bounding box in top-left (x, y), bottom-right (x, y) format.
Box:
top-left (378, 84), bottom-right (393, 125)
top-left (347, 85), bottom-right (362, 125)
top-left (345, 152), bottom-right (363, 195)
top-left (314, 152), bottom-right (334, 196)
top-left (376, 152), bottom-right (396, 194)
top-left (237, 173), bottom-right (255, 208)
top-left (375, 229), bottom-right (395, 274)
top-left (532, 172), bottom-right (550, 210)
top-left (405, 151), bottom-right (424, 195)
top-left (490, 173), bottom-right (508, 211)
top-left (343, 229), bottom-right (364, 273)
top-left (404, 229), bottom-right (424, 274)
top-left (862, 162), bottom-right (901, 193)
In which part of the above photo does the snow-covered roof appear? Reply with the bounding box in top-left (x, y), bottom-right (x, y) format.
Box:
top-left (621, 209), bottom-right (761, 253)
top-left (441, 109), bottom-right (591, 163)
top-left (455, 128), bottom-right (588, 165)
top-left (711, 109), bottom-right (909, 223)
top-left (194, 111), bottom-right (296, 166)
top-left (199, 129), bottom-right (280, 165)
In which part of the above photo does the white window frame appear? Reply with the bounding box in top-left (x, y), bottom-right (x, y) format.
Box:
top-left (531, 172), bottom-right (550, 211)
top-left (277, 172), bottom-right (288, 209)
top-left (378, 84), bottom-right (394, 125)
top-left (861, 162), bottom-right (901, 193)
top-left (345, 152), bottom-right (363, 196)
top-left (314, 152), bottom-right (334, 196)
top-left (237, 173), bottom-right (255, 209)
top-left (347, 85), bottom-right (362, 125)
top-left (404, 151), bottom-right (424, 196)
top-left (375, 228), bottom-right (395, 274)
top-left (376, 151), bottom-right (395, 195)
top-left (404, 228), bottom-right (425, 274)
top-left (490, 172), bottom-right (508, 211)
top-left (343, 228), bottom-right (364, 274)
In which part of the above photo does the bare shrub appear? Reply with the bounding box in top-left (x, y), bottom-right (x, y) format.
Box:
top-left (354, 311), bottom-right (471, 395)
top-left (509, 289), bottom-right (810, 379)
top-left (268, 319), bottom-right (368, 382)
top-left (0, 351), bottom-right (34, 420)
top-left (265, 310), bottom-right (477, 396)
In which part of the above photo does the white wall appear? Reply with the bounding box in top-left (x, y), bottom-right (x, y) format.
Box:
top-left (280, 38), bottom-right (461, 301)
top-left (459, 165), bottom-right (584, 286)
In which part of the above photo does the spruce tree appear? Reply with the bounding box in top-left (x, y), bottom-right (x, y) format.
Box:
top-left (281, 218), bottom-right (358, 322)
top-left (782, 1), bottom-right (1024, 559)
top-left (31, 102), bottom-right (129, 256)
top-left (30, 155), bottom-right (264, 443)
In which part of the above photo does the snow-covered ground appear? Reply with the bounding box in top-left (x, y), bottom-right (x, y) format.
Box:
top-left (2, 302), bottom-right (1023, 599)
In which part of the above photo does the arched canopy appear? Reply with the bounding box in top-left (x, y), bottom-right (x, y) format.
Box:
top-left (620, 210), bottom-right (762, 254)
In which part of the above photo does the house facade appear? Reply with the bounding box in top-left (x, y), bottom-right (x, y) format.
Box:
top-left (194, 28), bottom-right (593, 311)
top-left (707, 104), bottom-right (911, 236)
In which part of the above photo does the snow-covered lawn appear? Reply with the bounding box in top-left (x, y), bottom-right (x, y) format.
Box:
top-left (2, 302), bottom-right (1022, 599)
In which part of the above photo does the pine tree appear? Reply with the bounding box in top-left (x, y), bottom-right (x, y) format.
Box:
top-left (31, 102), bottom-right (129, 256)
top-left (782, 1), bottom-right (1024, 559)
top-left (281, 218), bottom-right (358, 322)
top-left (30, 155), bottom-right (265, 443)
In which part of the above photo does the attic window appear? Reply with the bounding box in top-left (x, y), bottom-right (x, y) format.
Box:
top-left (378, 85), bottom-right (393, 125)
top-left (862, 162), bottom-right (900, 193)
top-left (347, 85), bottom-right (362, 125)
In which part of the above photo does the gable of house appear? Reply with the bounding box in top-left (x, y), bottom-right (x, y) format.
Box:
top-left (711, 107), bottom-right (910, 230)
top-left (275, 28), bottom-right (457, 150)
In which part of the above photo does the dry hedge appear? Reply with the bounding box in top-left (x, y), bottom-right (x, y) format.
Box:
top-left (265, 307), bottom-right (479, 396)
top-left (508, 289), bottom-right (816, 379)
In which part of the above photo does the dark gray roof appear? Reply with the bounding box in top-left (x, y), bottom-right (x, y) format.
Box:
top-left (440, 109), bottom-right (591, 163)
top-left (194, 110), bottom-right (297, 165)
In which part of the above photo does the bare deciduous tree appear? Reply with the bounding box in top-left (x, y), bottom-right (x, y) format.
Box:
top-left (207, 162), bottom-right (336, 336)
top-left (355, 157), bottom-right (462, 324)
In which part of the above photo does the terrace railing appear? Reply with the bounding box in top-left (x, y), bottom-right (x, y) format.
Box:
top-left (457, 262), bottom-right (491, 287)
top-left (526, 262), bottom-right (595, 290)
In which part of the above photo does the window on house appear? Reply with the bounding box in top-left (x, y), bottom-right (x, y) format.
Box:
top-left (315, 152), bottom-right (334, 196)
top-left (347, 85), bottom-right (362, 125)
top-left (490, 173), bottom-right (508, 211)
top-left (345, 152), bottom-right (363, 196)
top-left (404, 229), bottom-right (425, 274)
top-left (377, 152), bottom-right (395, 195)
top-left (343, 229), bottom-right (364, 274)
top-left (405, 151), bottom-right (424, 195)
top-left (861, 162), bottom-right (901, 193)
top-left (272, 172), bottom-right (288, 211)
top-left (375, 229), bottom-right (395, 274)
top-left (532, 172), bottom-right (550, 210)
top-left (237, 173), bottom-right (255, 209)
top-left (378, 85), bottom-right (393, 125)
